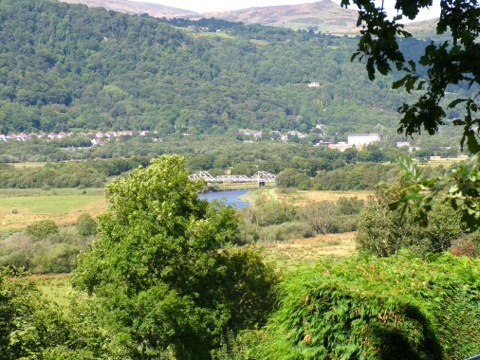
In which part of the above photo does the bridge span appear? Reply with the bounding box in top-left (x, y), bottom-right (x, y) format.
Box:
top-left (189, 170), bottom-right (276, 183)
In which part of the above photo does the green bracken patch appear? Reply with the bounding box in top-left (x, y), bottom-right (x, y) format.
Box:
top-left (258, 252), bottom-right (480, 359)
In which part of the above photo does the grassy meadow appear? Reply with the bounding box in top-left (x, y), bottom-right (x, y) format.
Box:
top-left (261, 232), bottom-right (356, 271)
top-left (29, 274), bottom-right (75, 308)
top-left (241, 186), bottom-right (371, 206)
top-left (0, 188), bottom-right (106, 232)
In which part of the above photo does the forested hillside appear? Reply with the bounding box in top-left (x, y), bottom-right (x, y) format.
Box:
top-left (0, 0), bottom-right (429, 138)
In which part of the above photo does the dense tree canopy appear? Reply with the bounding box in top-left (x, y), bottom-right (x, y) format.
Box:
top-left (0, 0), bottom-right (432, 138)
top-left (71, 155), bottom-right (278, 359)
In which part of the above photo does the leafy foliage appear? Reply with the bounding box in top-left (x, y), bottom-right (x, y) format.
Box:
top-left (391, 154), bottom-right (480, 231)
top-left (256, 253), bottom-right (480, 359)
top-left (357, 180), bottom-right (466, 257)
top-left (71, 155), bottom-right (278, 359)
top-left (76, 213), bottom-right (97, 237)
top-left (341, 0), bottom-right (480, 152)
top-left (25, 219), bottom-right (58, 241)
top-left (0, 226), bottom-right (90, 273)
top-left (0, 268), bottom-right (109, 359)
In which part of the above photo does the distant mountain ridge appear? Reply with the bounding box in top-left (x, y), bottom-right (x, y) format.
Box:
top-left (59, 0), bottom-right (197, 18)
top-left (2, 0), bottom-right (449, 140)
top-left (58, 0), bottom-right (360, 33)
top-left (58, 0), bottom-right (438, 36)
top-left (202, 0), bottom-right (360, 34)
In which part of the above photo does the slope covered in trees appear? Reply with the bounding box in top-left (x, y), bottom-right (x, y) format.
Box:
top-left (0, 0), bottom-right (431, 138)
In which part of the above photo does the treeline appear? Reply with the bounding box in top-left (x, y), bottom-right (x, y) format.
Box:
top-left (2, 138), bottom-right (459, 191)
top-left (0, 0), bottom-right (425, 138)
top-left (0, 140), bottom-right (404, 189)
top-left (0, 157), bottom-right (149, 188)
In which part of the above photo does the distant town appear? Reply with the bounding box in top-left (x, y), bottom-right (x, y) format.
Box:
top-left (0, 128), bottom-right (384, 150)
top-left (0, 130), bottom-right (157, 145)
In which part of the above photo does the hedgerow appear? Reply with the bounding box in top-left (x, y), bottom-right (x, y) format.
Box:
top-left (256, 252), bottom-right (480, 359)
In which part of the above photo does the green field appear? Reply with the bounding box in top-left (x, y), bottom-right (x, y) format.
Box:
top-left (242, 187), bottom-right (371, 207)
top-left (0, 188), bottom-right (106, 232)
top-left (31, 274), bottom-right (76, 308)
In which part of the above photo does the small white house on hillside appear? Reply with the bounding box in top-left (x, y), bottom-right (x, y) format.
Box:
top-left (347, 133), bottom-right (380, 146)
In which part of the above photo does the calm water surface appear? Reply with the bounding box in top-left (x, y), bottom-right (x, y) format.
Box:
top-left (198, 189), bottom-right (250, 209)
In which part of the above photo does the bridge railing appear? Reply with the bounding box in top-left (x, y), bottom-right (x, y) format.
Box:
top-left (189, 171), bottom-right (276, 183)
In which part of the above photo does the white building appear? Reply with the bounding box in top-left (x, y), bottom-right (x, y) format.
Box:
top-left (347, 133), bottom-right (380, 146)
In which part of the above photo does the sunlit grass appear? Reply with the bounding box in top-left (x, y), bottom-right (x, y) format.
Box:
top-left (28, 274), bottom-right (76, 308)
top-left (0, 188), bottom-right (106, 232)
top-left (261, 232), bottom-right (356, 271)
top-left (242, 187), bottom-right (371, 207)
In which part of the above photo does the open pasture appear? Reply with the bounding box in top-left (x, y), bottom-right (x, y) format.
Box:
top-left (261, 232), bottom-right (356, 270)
top-left (243, 187), bottom-right (371, 207)
top-left (0, 188), bottom-right (106, 232)
top-left (419, 155), bottom-right (469, 168)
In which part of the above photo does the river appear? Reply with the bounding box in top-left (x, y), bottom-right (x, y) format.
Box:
top-left (198, 189), bottom-right (251, 209)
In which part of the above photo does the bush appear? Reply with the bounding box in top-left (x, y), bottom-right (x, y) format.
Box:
top-left (0, 227), bottom-right (89, 273)
top-left (356, 182), bottom-right (466, 257)
top-left (450, 232), bottom-right (480, 257)
top-left (243, 202), bottom-right (297, 227)
top-left (30, 243), bottom-right (80, 274)
top-left (297, 201), bottom-right (337, 235)
top-left (76, 213), bottom-right (98, 237)
top-left (336, 196), bottom-right (364, 215)
top-left (256, 253), bottom-right (480, 359)
top-left (328, 214), bottom-right (358, 233)
top-left (253, 222), bottom-right (314, 243)
top-left (276, 169), bottom-right (311, 189)
top-left (25, 220), bottom-right (59, 241)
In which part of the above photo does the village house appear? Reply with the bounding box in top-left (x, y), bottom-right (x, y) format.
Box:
top-left (347, 133), bottom-right (380, 146)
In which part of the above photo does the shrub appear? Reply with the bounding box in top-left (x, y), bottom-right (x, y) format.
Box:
top-left (328, 214), bottom-right (358, 233)
top-left (25, 220), bottom-right (59, 241)
top-left (276, 169), bottom-right (311, 189)
top-left (336, 196), bottom-right (364, 215)
top-left (450, 232), bottom-right (480, 257)
top-left (76, 213), bottom-right (98, 237)
top-left (250, 202), bottom-right (297, 227)
top-left (256, 253), bottom-right (480, 359)
top-left (254, 222), bottom-right (314, 243)
top-left (356, 182), bottom-right (466, 257)
top-left (297, 201), bottom-right (337, 235)
top-left (30, 243), bottom-right (79, 273)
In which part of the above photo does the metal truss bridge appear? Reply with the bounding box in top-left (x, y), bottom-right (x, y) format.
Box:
top-left (189, 170), bottom-right (276, 183)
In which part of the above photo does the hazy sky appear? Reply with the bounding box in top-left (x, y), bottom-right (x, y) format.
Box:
top-left (132, 0), bottom-right (441, 21)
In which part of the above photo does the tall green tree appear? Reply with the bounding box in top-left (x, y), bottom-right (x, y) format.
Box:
top-left (72, 155), bottom-right (278, 359)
